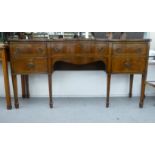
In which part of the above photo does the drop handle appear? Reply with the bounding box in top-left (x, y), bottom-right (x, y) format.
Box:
top-left (14, 48), bottom-right (20, 57)
top-left (115, 48), bottom-right (122, 53)
top-left (27, 63), bottom-right (35, 69)
top-left (53, 47), bottom-right (61, 52)
top-left (38, 48), bottom-right (44, 54)
top-left (97, 47), bottom-right (105, 52)
top-left (123, 61), bottom-right (131, 68)
top-left (136, 48), bottom-right (142, 54)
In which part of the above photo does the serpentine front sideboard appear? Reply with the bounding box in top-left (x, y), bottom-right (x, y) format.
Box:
top-left (9, 39), bottom-right (151, 108)
top-left (0, 44), bottom-right (12, 109)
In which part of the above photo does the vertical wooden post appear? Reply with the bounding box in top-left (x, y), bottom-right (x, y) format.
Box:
top-left (25, 75), bottom-right (30, 98)
top-left (12, 74), bottom-right (19, 109)
top-left (139, 73), bottom-right (147, 108)
top-left (106, 73), bottom-right (111, 107)
top-left (48, 73), bottom-right (53, 108)
top-left (1, 47), bottom-right (12, 109)
top-left (21, 75), bottom-right (30, 98)
top-left (129, 74), bottom-right (134, 98)
top-left (21, 75), bottom-right (26, 98)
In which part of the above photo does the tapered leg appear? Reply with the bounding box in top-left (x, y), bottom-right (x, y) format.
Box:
top-left (12, 74), bottom-right (19, 109)
top-left (48, 74), bottom-right (53, 108)
top-left (144, 94), bottom-right (146, 99)
top-left (129, 74), bottom-right (134, 98)
top-left (21, 75), bottom-right (26, 98)
top-left (139, 73), bottom-right (146, 108)
top-left (106, 73), bottom-right (111, 108)
top-left (25, 75), bottom-right (30, 98)
top-left (21, 75), bottom-right (30, 99)
top-left (2, 51), bottom-right (12, 110)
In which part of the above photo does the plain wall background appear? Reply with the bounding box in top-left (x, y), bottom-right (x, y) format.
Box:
top-left (150, 32), bottom-right (155, 50)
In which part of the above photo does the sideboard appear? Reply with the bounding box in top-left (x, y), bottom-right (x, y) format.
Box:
top-left (9, 39), bottom-right (151, 108)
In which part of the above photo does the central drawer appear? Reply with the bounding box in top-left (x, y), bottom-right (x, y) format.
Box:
top-left (77, 41), bottom-right (93, 53)
top-left (10, 42), bottom-right (47, 58)
top-left (51, 42), bottom-right (77, 54)
top-left (12, 58), bottom-right (48, 74)
top-left (50, 41), bottom-right (109, 55)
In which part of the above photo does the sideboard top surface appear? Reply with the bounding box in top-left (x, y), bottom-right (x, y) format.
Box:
top-left (8, 39), bottom-right (151, 43)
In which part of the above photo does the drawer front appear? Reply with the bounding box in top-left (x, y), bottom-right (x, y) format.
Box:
top-left (112, 43), bottom-right (147, 56)
top-left (94, 43), bottom-right (109, 55)
top-left (51, 42), bottom-right (78, 54)
top-left (12, 58), bottom-right (48, 74)
top-left (112, 57), bottom-right (146, 73)
top-left (51, 41), bottom-right (94, 55)
top-left (66, 42), bottom-right (79, 53)
top-left (10, 42), bottom-right (46, 58)
top-left (77, 42), bottom-right (93, 53)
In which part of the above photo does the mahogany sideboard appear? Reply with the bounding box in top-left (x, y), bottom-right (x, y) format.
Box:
top-left (0, 44), bottom-right (12, 109)
top-left (9, 39), bottom-right (151, 108)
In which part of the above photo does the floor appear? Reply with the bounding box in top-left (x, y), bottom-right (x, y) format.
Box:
top-left (0, 97), bottom-right (155, 123)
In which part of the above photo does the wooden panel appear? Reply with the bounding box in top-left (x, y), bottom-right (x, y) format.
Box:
top-left (112, 43), bottom-right (147, 56)
top-left (77, 41), bottom-right (93, 53)
top-left (10, 42), bottom-right (46, 58)
top-left (65, 42), bottom-right (78, 53)
top-left (112, 56), bottom-right (146, 73)
top-left (12, 58), bottom-right (48, 74)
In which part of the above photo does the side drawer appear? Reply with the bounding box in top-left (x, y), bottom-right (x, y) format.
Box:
top-left (12, 58), bottom-right (48, 74)
top-left (112, 56), bottom-right (146, 73)
top-left (112, 43), bottom-right (147, 56)
top-left (10, 42), bottom-right (47, 58)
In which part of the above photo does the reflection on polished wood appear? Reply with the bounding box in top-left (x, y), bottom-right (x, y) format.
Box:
top-left (9, 39), bottom-right (151, 108)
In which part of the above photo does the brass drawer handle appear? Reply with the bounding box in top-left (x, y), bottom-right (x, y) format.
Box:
top-left (38, 48), bottom-right (44, 54)
top-left (14, 48), bottom-right (20, 57)
top-left (136, 48), bottom-right (142, 54)
top-left (97, 47), bottom-right (105, 52)
top-left (115, 48), bottom-right (122, 53)
top-left (27, 63), bottom-right (35, 69)
top-left (79, 44), bottom-right (91, 52)
top-left (53, 47), bottom-right (61, 52)
top-left (79, 44), bottom-right (84, 49)
top-left (123, 61), bottom-right (131, 69)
